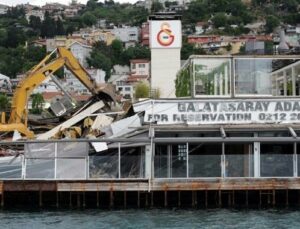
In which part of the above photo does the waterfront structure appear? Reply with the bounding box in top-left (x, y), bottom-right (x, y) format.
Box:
top-left (1, 55), bottom-right (300, 208)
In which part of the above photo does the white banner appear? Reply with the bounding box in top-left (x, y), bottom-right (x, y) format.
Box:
top-left (142, 100), bottom-right (300, 125)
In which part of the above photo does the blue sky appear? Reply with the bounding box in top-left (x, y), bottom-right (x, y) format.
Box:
top-left (1, 0), bottom-right (136, 6)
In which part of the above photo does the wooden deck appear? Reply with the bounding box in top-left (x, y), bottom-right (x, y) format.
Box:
top-left (2, 178), bottom-right (300, 192)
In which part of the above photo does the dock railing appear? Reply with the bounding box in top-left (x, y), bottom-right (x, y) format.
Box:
top-left (0, 137), bottom-right (298, 180)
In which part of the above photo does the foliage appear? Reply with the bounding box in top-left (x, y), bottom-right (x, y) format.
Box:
top-left (87, 50), bottom-right (112, 80)
top-left (181, 38), bottom-right (206, 60)
top-left (183, 0), bottom-right (254, 27)
top-left (175, 67), bottom-right (191, 97)
top-left (0, 45), bottom-right (46, 78)
top-left (87, 41), bottom-right (150, 80)
top-left (81, 12), bottom-right (97, 26)
top-left (135, 81), bottom-right (149, 99)
top-left (31, 93), bottom-right (45, 114)
top-left (265, 15), bottom-right (280, 33)
top-left (0, 94), bottom-right (10, 111)
top-left (151, 1), bottom-right (164, 13)
top-left (212, 13), bottom-right (228, 28)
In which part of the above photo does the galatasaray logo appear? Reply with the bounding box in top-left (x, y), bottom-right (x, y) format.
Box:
top-left (157, 22), bottom-right (175, 46)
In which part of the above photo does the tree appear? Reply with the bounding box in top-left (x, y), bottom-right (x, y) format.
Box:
top-left (87, 51), bottom-right (112, 80)
top-left (41, 11), bottom-right (56, 38)
top-left (0, 29), bottom-right (7, 47)
top-left (31, 93), bottom-right (44, 114)
top-left (135, 81), bottom-right (149, 99)
top-left (151, 0), bottom-right (164, 12)
top-left (66, 25), bottom-right (75, 35)
top-left (111, 39), bottom-right (123, 63)
top-left (265, 15), bottom-right (280, 33)
top-left (0, 94), bottom-right (10, 112)
top-left (29, 16), bottom-right (42, 32)
top-left (120, 45), bottom-right (150, 65)
top-left (181, 38), bottom-right (206, 59)
top-left (56, 18), bottom-right (65, 35)
top-left (5, 26), bottom-right (26, 48)
top-left (86, 0), bottom-right (99, 10)
top-left (81, 12), bottom-right (97, 26)
top-left (212, 13), bottom-right (228, 28)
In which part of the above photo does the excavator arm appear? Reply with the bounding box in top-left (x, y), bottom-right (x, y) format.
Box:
top-left (0, 47), bottom-right (100, 139)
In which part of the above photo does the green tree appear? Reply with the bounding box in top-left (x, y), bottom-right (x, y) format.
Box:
top-left (41, 11), bottom-right (56, 38)
top-left (265, 15), bottom-right (280, 33)
top-left (151, 0), bottom-right (164, 12)
top-left (135, 81), bottom-right (149, 99)
top-left (111, 39), bottom-right (123, 63)
top-left (0, 94), bottom-right (10, 112)
top-left (6, 26), bottom-right (26, 48)
top-left (29, 15), bottom-right (42, 32)
top-left (212, 13), bottom-right (228, 28)
top-left (31, 93), bottom-right (44, 114)
top-left (56, 18), bottom-right (65, 35)
top-left (86, 0), bottom-right (99, 10)
top-left (0, 29), bottom-right (7, 47)
top-left (120, 45), bottom-right (150, 65)
top-left (87, 51), bottom-right (112, 80)
top-left (81, 12), bottom-right (97, 26)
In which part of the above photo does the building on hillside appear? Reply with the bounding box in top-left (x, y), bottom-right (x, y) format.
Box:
top-left (188, 35), bottom-right (222, 49)
top-left (0, 73), bottom-right (12, 93)
top-left (21, 3), bottom-right (36, 13)
top-left (0, 4), bottom-right (9, 15)
top-left (25, 9), bottom-right (45, 22)
top-left (130, 59), bottom-right (150, 77)
top-left (141, 22), bottom-right (150, 46)
top-left (73, 28), bottom-right (115, 45)
top-left (195, 22), bottom-right (206, 35)
top-left (68, 41), bottom-right (92, 67)
top-left (245, 40), bottom-right (265, 54)
top-left (88, 30), bottom-right (115, 45)
top-left (134, 0), bottom-right (152, 11)
top-left (33, 78), bottom-right (60, 94)
top-left (46, 36), bottom-right (86, 52)
top-left (86, 68), bottom-right (106, 85)
top-left (112, 27), bottom-right (140, 45)
top-left (64, 7), bottom-right (79, 18)
top-left (109, 65), bottom-right (132, 100)
top-left (42, 3), bottom-right (66, 13)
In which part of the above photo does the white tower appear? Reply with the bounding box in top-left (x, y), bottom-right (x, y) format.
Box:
top-left (149, 14), bottom-right (182, 98)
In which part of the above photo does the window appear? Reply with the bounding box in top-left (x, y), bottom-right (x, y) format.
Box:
top-left (260, 143), bottom-right (293, 177)
top-left (138, 64), bottom-right (145, 68)
top-left (193, 58), bottom-right (231, 96)
top-left (235, 58), bottom-right (272, 95)
top-left (132, 63), bottom-right (136, 69)
top-left (125, 87), bottom-right (131, 91)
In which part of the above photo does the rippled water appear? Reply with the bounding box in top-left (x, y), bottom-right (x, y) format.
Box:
top-left (1, 208), bottom-right (300, 229)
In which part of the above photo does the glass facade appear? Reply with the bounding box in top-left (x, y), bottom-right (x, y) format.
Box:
top-left (235, 58), bottom-right (272, 95)
top-left (0, 133), bottom-right (300, 180)
top-left (193, 58), bottom-right (231, 96)
top-left (177, 56), bottom-right (300, 98)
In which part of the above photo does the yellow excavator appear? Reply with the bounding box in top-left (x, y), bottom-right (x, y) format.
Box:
top-left (0, 47), bottom-right (113, 139)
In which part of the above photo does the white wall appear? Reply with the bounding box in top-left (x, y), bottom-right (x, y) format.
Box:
top-left (70, 42), bottom-right (92, 68)
top-left (151, 48), bottom-right (181, 98)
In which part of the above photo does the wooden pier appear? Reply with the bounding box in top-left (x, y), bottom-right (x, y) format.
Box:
top-left (1, 178), bottom-right (300, 208)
